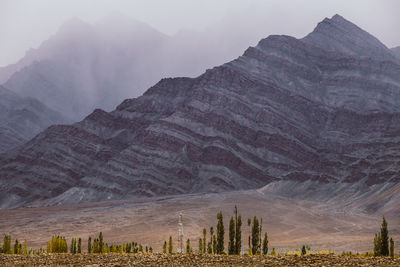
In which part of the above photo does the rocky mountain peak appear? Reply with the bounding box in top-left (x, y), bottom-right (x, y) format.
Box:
top-left (303, 14), bottom-right (395, 60)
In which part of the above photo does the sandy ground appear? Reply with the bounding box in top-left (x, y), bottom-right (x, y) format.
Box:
top-left (0, 190), bottom-right (399, 253)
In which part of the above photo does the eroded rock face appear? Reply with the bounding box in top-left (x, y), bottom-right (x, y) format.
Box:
top-left (0, 15), bottom-right (399, 209)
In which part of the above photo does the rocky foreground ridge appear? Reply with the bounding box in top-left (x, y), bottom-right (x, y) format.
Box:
top-left (0, 15), bottom-right (399, 210)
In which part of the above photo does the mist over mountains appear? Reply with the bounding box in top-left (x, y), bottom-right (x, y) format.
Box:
top-left (0, 14), bottom-right (399, 213)
top-left (0, 14), bottom-right (268, 152)
top-left (0, 15), bottom-right (267, 122)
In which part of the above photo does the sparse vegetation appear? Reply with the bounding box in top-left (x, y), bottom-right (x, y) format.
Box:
top-left (0, 207), bottom-right (397, 267)
top-left (302, 245), bottom-right (307, 255)
top-left (262, 232), bottom-right (268, 255)
top-left (251, 216), bottom-right (260, 255)
top-left (374, 216), bottom-right (395, 257)
top-left (168, 236), bottom-right (173, 254)
top-left (216, 211), bottom-right (224, 254)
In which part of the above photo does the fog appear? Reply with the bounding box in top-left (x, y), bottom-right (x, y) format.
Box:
top-left (1, 0), bottom-right (399, 67)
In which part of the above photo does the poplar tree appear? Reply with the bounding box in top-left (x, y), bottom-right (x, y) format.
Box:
top-left (168, 236), bottom-right (173, 254)
top-left (216, 211), bottom-right (225, 254)
top-left (390, 238), bottom-right (394, 258)
top-left (199, 238), bottom-right (203, 253)
top-left (203, 229), bottom-right (207, 253)
top-left (3, 235), bottom-right (11, 254)
top-left (70, 238), bottom-right (77, 254)
top-left (301, 245), bottom-right (307, 255)
top-left (213, 235), bottom-right (217, 254)
top-left (78, 238), bottom-right (82, 253)
top-left (235, 214), bottom-right (242, 255)
top-left (247, 218), bottom-right (252, 255)
top-left (380, 216), bottom-right (389, 256)
top-left (228, 216), bottom-right (235, 254)
top-left (23, 240), bottom-right (27, 255)
top-left (163, 241), bottom-right (167, 253)
top-left (262, 232), bottom-right (268, 255)
top-left (210, 227), bottom-right (215, 254)
top-left (374, 233), bottom-right (382, 256)
top-left (259, 218), bottom-right (263, 252)
top-left (99, 232), bottom-right (104, 253)
top-left (186, 239), bottom-right (191, 254)
top-left (88, 237), bottom-right (92, 253)
top-left (14, 239), bottom-right (20, 254)
top-left (93, 238), bottom-right (99, 253)
top-left (251, 216), bottom-right (260, 255)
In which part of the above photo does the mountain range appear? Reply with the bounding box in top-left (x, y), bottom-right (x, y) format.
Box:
top-left (0, 15), bottom-right (265, 153)
top-left (0, 15), bottom-right (399, 213)
top-left (0, 15), bottom-right (264, 122)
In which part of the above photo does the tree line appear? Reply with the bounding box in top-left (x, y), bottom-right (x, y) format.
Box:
top-left (162, 207), bottom-right (397, 257)
top-left (0, 209), bottom-right (397, 257)
top-left (373, 216), bottom-right (395, 258)
top-left (1, 232), bottom-right (152, 255)
top-left (162, 206), bottom-right (270, 255)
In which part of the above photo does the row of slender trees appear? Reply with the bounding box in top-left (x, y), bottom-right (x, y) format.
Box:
top-left (1, 232), bottom-right (152, 255)
top-left (162, 208), bottom-right (397, 257)
top-left (162, 206), bottom-right (270, 255)
top-left (373, 216), bottom-right (395, 258)
top-left (0, 211), bottom-right (397, 257)
top-left (0, 236), bottom-right (27, 254)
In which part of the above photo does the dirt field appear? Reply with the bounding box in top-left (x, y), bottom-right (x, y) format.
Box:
top-left (0, 253), bottom-right (399, 267)
top-left (0, 190), bottom-right (399, 253)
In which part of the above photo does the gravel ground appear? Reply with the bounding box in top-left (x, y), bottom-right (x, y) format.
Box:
top-left (0, 253), bottom-right (399, 267)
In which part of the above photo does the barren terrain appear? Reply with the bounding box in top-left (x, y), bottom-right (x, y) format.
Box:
top-left (0, 253), bottom-right (399, 266)
top-left (1, 189), bottom-right (398, 253)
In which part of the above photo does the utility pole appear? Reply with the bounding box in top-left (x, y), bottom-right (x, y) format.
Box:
top-left (178, 213), bottom-right (184, 253)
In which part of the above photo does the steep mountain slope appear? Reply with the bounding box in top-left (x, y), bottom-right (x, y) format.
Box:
top-left (0, 86), bottom-right (67, 154)
top-left (392, 46), bottom-right (400, 59)
top-left (302, 14), bottom-right (396, 61)
top-left (0, 15), bottom-right (399, 210)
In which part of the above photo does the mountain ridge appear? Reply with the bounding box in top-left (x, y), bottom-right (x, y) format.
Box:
top-left (0, 15), bottom-right (399, 211)
top-left (303, 14), bottom-right (395, 61)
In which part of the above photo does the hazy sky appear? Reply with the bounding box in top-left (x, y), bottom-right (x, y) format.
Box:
top-left (0, 0), bottom-right (399, 67)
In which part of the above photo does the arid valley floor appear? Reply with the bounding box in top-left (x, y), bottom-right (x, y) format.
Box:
top-left (1, 189), bottom-right (399, 254)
